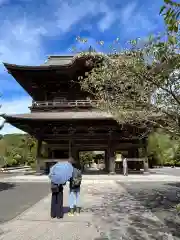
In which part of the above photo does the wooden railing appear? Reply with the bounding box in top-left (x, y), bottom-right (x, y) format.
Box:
top-left (116, 158), bottom-right (146, 162)
top-left (126, 158), bottom-right (146, 162)
top-left (31, 100), bottom-right (98, 108)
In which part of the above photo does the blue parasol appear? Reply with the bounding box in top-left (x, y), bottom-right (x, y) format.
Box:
top-left (48, 161), bottom-right (73, 185)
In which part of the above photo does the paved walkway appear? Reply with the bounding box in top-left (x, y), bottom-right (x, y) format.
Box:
top-left (2, 173), bottom-right (180, 183)
top-left (0, 180), bottom-right (175, 240)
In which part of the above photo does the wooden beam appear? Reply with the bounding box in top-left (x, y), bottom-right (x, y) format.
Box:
top-left (32, 124), bottom-right (147, 133)
top-left (43, 133), bottom-right (142, 140)
top-left (47, 143), bottom-right (142, 149)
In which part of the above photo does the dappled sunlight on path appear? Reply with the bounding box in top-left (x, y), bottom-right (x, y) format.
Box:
top-left (0, 180), bottom-right (177, 239)
top-left (82, 181), bottom-right (174, 239)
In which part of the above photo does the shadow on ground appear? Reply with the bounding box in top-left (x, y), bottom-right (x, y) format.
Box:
top-left (0, 182), bottom-right (16, 192)
top-left (120, 182), bottom-right (180, 239)
top-left (82, 170), bottom-right (144, 175)
top-left (81, 185), bottom-right (173, 240)
top-left (63, 206), bottom-right (69, 214)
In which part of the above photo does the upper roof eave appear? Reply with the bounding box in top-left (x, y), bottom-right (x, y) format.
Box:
top-left (2, 55), bottom-right (91, 72)
top-left (3, 62), bottom-right (51, 71)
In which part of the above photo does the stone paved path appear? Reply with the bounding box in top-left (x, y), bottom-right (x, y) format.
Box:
top-left (0, 181), bottom-right (176, 240)
top-left (3, 174), bottom-right (180, 182)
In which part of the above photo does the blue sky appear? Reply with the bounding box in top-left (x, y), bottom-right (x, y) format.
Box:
top-left (0, 0), bottom-right (165, 134)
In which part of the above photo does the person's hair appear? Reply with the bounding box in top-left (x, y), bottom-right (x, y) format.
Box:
top-left (72, 162), bottom-right (81, 170)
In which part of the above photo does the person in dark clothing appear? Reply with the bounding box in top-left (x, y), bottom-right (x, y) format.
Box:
top-left (68, 162), bottom-right (82, 216)
top-left (49, 159), bottom-right (74, 219)
top-left (50, 182), bottom-right (64, 218)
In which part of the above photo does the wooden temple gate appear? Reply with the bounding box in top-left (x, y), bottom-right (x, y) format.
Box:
top-left (1, 55), bottom-right (149, 174)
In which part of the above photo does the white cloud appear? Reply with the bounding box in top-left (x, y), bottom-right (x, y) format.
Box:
top-left (0, 123), bottom-right (25, 135)
top-left (0, 0), bottom-right (158, 74)
top-left (0, 0), bottom-right (9, 6)
top-left (0, 97), bottom-right (32, 114)
top-left (0, 19), bottom-right (46, 69)
top-left (55, 0), bottom-right (116, 33)
top-left (0, 77), bottom-right (25, 93)
top-left (55, 1), bottom-right (95, 33)
top-left (120, 2), bottom-right (137, 24)
top-left (0, 0), bottom-right (161, 135)
top-left (119, 2), bottom-right (157, 36)
top-left (98, 4), bottom-right (115, 32)
top-left (0, 0), bottom-right (116, 73)
top-left (98, 13), bottom-right (115, 32)
top-left (0, 96), bottom-right (32, 134)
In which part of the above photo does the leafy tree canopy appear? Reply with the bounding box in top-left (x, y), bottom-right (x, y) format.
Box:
top-left (75, 30), bottom-right (179, 135)
top-left (72, 2), bottom-right (180, 136)
top-left (160, 0), bottom-right (180, 34)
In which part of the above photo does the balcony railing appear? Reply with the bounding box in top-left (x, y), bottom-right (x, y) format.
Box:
top-left (31, 100), bottom-right (98, 108)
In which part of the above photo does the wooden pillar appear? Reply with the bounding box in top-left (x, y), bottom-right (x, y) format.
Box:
top-left (107, 129), bottom-right (116, 174)
top-left (142, 138), bottom-right (149, 172)
top-left (68, 126), bottom-right (76, 161)
top-left (47, 146), bottom-right (53, 159)
top-left (68, 139), bottom-right (72, 159)
top-left (52, 150), bottom-right (54, 159)
top-left (76, 150), bottom-right (79, 163)
top-left (104, 150), bottom-right (109, 173)
top-left (36, 139), bottom-right (42, 172)
top-left (72, 147), bottom-right (79, 163)
top-left (69, 139), bottom-right (80, 165)
top-left (135, 148), bottom-right (139, 158)
top-left (107, 146), bottom-right (115, 174)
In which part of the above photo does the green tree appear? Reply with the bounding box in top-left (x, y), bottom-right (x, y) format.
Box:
top-left (20, 135), bottom-right (37, 166)
top-left (75, 32), bottom-right (179, 136)
top-left (148, 129), bottom-right (178, 166)
top-left (74, 2), bottom-right (179, 136)
top-left (160, 0), bottom-right (180, 34)
top-left (79, 151), bottom-right (95, 166)
top-left (0, 134), bottom-right (38, 167)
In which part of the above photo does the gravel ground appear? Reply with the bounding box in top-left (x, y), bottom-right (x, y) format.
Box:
top-left (151, 167), bottom-right (180, 176)
top-left (120, 181), bottom-right (180, 239)
top-left (1, 177), bottom-right (180, 239)
top-left (0, 180), bottom-right (179, 239)
top-left (0, 173), bottom-right (21, 178)
top-left (0, 182), bottom-right (50, 223)
top-left (81, 181), bottom-right (175, 239)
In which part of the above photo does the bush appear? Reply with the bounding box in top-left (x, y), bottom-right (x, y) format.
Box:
top-left (3, 157), bottom-right (19, 167)
top-left (148, 129), bottom-right (178, 167)
top-left (164, 159), bottom-right (175, 166)
top-left (30, 162), bottom-right (36, 170)
top-left (174, 160), bottom-right (180, 167)
top-left (79, 152), bottom-right (95, 166)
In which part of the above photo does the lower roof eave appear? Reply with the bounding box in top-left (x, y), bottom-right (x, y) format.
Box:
top-left (1, 111), bottom-right (162, 125)
top-left (1, 111), bottom-right (113, 121)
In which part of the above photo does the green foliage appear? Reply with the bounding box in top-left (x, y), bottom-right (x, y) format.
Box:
top-left (173, 143), bottom-right (180, 166)
top-left (0, 134), bottom-right (38, 167)
top-left (72, 3), bottom-right (180, 136)
top-left (147, 128), bottom-right (180, 166)
top-left (29, 161), bottom-right (37, 170)
top-left (79, 151), bottom-right (95, 166)
top-left (175, 203), bottom-right (180, 212)
top-left (148, 129), bottom-right (178, 165)
top-left (75, 31), bottom-right (180, 135)
top-left (160, 0), bottom-right (180, 34)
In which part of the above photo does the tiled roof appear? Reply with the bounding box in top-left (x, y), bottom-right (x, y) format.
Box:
top-left (42, 56), bottom-right (74, 66)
